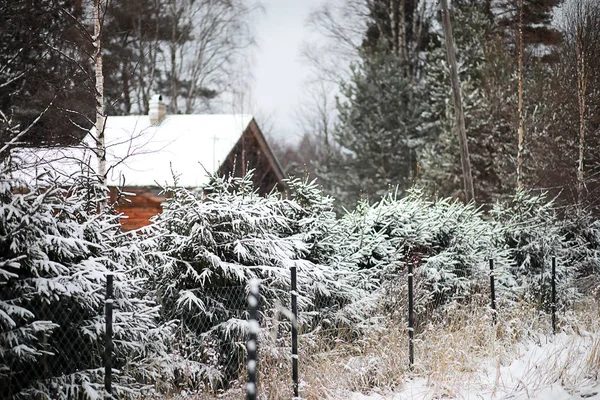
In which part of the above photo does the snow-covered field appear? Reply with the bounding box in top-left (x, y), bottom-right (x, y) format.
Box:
top-left (194, 301), bottom-right (599, 400)
top-left (348, 332), bottom-right (600, 400)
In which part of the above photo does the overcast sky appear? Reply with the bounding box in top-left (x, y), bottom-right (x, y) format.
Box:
top-left (251, 0), bottom-right (325, 143)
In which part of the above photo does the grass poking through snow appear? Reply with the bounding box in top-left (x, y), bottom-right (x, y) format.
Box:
top-left (177, 297), bottom-right (599, 399)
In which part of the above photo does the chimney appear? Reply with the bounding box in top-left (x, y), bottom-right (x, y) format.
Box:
top-left (149, 94), bottom-right (166, 124)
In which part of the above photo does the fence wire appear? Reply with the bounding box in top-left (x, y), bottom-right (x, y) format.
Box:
top-left (3, 256), bottom-right (595, 400)
top-left (1, 298), bottom-right (108, 399)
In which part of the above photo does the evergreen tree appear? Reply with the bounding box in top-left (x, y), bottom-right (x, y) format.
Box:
top-left (492, 191), bottom-right (572, 310)
top-left (494, 0), bottom-right (564, 61)
top-left (102, 0), bottom-right (174, 115)
top-left (561, 208), bottom-right (600, 286)
top-left (320, 0), bottom-right (436, 210)
top-left (0, 0), bottom-right (94, 148)
top-left (144, 172), bottom-right (369, 389)
top-left (333, 189), bottom-right (515, 314)
top-left (421, 3), bottom-right (518, 205)
top-left (362, 0), bottom-right (432, 77)
top-left (331, 49), bottom-right (430, 209)
top-left (0, 166), bottom-right (170, 399)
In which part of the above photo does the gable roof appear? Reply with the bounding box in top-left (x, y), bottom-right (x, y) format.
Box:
top-left (12, 114), bottom-right (257, 187)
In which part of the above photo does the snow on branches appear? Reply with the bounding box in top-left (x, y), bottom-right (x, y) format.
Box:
top-left (0, 163), bottom-right (169, 400)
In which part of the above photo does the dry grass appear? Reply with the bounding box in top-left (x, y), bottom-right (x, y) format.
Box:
top-left (173, 297), bottom-right (600, 399)
top-left (274, 297), bottom-right (598, 399)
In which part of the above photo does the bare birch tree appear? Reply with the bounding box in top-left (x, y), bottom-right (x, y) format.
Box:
top-left (561, 0), bottom-right (600, 207)
top-left (516, 0), bottom-right (525, 190)
top-left (93, 0), bottom-right (107, 198)
top-left (575, 10), bottom-right (588, 205)
top-left (302, 0), bottom-right (369, 85)
top-left (164, 0), bottom-right (261, 114)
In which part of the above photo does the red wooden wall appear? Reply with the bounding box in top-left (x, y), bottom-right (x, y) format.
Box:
top-left (110, 187), bottom-right (164, 231)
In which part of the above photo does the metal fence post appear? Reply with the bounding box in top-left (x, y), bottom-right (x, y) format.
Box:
top-left (105, 274), bottom-right (113, 398)
top-left (291, 266), bottom-right (299, 398)
top-left (490, 259), bottom-right (497, 324)
top-left (408, 262), bottom-right (414, 370)
top-left (552, 256), bottom-right (557, 334)
top-left (247, 279), bottom-right (259, 400)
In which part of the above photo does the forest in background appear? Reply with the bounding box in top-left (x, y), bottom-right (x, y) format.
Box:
top-left (0, 0), bottom-right (259, 147)
top-left (280, 0), bottom-right (600, 216)
top-left (2, 0), bottom-right (600, 216)
top-left (1, 166), bottom-right (599, 398)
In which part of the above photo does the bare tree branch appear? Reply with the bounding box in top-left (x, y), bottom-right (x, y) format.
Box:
top-left (0, 100), bottom-right (55, 156)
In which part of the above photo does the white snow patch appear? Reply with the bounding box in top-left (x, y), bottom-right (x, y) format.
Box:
top-left (347, 333), bottom-right (600, 400)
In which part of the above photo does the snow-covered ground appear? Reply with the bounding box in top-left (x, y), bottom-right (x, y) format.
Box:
top-left (349, 332), bottom-right (600, 400)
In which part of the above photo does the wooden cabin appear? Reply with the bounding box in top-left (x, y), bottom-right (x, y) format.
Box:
top-left (12, 95), bottom-right (286, 230)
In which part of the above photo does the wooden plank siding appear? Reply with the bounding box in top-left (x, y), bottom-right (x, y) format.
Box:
top-left (110, 187), bottom-right (164, 231)
top-left (218, 118), bottom-right (286, 196)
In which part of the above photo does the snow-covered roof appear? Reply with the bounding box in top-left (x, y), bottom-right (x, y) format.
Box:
top-left (12, 114), bottom-right (254, 187)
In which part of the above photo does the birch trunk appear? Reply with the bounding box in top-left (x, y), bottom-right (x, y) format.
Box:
top-left (94, 0), bottom-right (107, 208)
top-left (440, 0), bottom-right (475, 204)
top-left (169, 1), bottom-right (179, 114)
top-left (576, 24), bottom-right (587, 205)
top-left (516, 0), bottom-right (525, 190)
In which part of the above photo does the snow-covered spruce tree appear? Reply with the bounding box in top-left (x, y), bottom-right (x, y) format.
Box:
top-left (0, 167), bottom-right (170, 399)
top-left (559, 209), bottom-right (600, 296)
top-left (144, 172), bottom-right (368, 390)
top-left (334, 189), bottom-right (514, 316)
top-left (421, 3), bottom-right (517, 204)
top-left (277, 177), bottom-right (376, 330)
top-left (492, 191), bottom-right (573, 310)
top-left (280, 177), bottom-right (338, 266)
top-left (329, 47), bottom-right (431, 210)
top-left (411, 194), bottom-right (514, 309)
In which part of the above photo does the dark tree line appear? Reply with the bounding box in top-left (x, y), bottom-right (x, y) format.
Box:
top-left (0, 0), bottom-right (258, 150)
top-left (0, 0), bottom-right (93, 148)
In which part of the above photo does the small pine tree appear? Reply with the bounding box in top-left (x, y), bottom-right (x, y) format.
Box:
top-left (334, 189), bottom-right (514, 313)
top-left (144, 172), bottom-right (370, 390)
top-left (492, 190), bottom-right (574, 310)
top-left (280, 177), bottom-right (377, 329)
top-left (0, 165), bottom-right (170, 399)
top-left (330, 49), bottom-right (431, 210)
top-left (559, 208), bottom-right (600, 295)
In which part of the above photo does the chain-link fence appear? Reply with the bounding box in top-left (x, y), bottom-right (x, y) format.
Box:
top-left (139, 256), bottom-right (593, 398)
top-left (1, 278), bottom-right (112, 399)
top-left (2, 255), bottom-right (594, 399)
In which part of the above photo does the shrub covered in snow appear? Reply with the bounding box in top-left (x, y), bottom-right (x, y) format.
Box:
top-left (143, 173), bottom-right (369, 390)
top-left (276, 177), bottom-right (377, 330)
top-left (329, 189), bottom-right (587, 316)
top-left (559, 208), bottom-right (600, 296)
top-left (3, 159), bottom-right (596, 398)
top-left (333, 189), bottom-right (515, 314)
top-left (0, 167), bottom-right (170, 399)
top-left (492, 191), bottom-right (572, 310)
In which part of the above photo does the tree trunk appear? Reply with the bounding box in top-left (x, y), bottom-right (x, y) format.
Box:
top-left (122, 62), bottom-right (131, 114)
top-left (516, 0), bottom-right (525, 191)
top-left (440, 0), bottom-right (475, 204)
top-left (576, 23), bottom-right (587, 206)
top-left (94, 0), bottom-right (107, 208)
top-left (392, 0), bottom-right (400, 55)
top-left (169, 1), bottom-right (179, 114)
